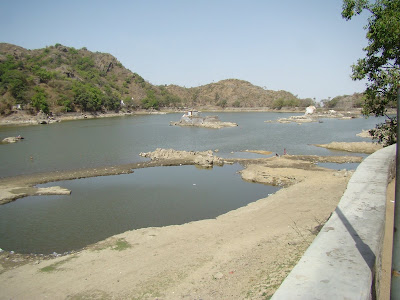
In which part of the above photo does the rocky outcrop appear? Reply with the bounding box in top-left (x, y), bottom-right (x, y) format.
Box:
top-left (140, 148), bottom-right (224, 167)
top-left (267, 110), bottom-right (359, 124)
top-left (171, 113), bottom-right (238, 129)
top-left (1, 136), bottom-right (24, 144)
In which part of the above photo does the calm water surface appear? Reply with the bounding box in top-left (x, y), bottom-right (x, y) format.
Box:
top-left (0, 164), bottom-right (279, 254)
top-left (0, 112), bottom-right (385, 177)
top-left (0, 112), bottom-right (386, 254)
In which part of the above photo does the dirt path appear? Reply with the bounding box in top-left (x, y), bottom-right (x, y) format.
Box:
top-left (0, 154), bottom-right (354, 299)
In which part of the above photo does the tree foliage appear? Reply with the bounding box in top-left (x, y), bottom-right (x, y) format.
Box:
top-left (31, 86), bottom-right (49, 114)
top-left (72, 82), bottom-right (103, 112)
top-left (342, 0), bottom-right (400, 145)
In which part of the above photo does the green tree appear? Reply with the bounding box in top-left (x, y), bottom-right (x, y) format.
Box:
top-left (141, 89), bottom-right (159, 109)
top-left (2, 70), bottom-right (28, 102)
top-left (35, 68), bottom-right (53, 83)
top-left (31, 86), bottom-right (49, 114)
top-left (342, 0), bottom-right (400, 145)
top-left (72, 82), bottom-right (103, 111)
top-left (272, 98), bottom-right (285, 110)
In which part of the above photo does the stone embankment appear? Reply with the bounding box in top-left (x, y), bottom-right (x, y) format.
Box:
top-left (272, 144), bottom-right (396, 299)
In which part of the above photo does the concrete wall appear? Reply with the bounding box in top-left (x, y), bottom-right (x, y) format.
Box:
top-left (272, 144), bottom-right (396, 300)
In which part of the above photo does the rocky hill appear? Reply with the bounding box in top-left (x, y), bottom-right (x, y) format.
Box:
top-left (0, 43), bottom-right (314, 116)
top-left (321, 93), bottom-right (365, 110)
top-left (165, 79), bottom-right (314, 109)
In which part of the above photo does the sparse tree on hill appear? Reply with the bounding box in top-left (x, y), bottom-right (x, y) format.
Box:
top-left (342, 0), bottom-right (400, 145)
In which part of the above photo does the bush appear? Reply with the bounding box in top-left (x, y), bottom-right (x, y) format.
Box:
top-left (232, 100), bottom-right (241, 107)
top-left (217, 99), bottom-right (227, 108)
top-left (35, 68), bottom-right (53, 83)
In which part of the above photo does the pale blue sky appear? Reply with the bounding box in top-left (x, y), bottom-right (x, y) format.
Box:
top-left (1, 0), bottom-right (370, 100)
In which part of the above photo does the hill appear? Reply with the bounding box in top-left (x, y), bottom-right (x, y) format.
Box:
top-left (0, 43), bottom-right (314, 116)
top-left (165, 79), bottom-right (314, 109)
top-left (321, 93), bottom-right (365, 110)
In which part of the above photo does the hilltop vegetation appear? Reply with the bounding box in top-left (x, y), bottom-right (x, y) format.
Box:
top-left (0, 43), bottom-right (351, 116)
top-left (0, 43), bottom-right (180, 115)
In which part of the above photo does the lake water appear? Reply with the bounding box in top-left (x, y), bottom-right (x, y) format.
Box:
top-left (0, 112), bottom-right (386, 254)
top-left (0, 164), bottom-right (279, 254)
top-left (0, 112), bottom-right (383, 178)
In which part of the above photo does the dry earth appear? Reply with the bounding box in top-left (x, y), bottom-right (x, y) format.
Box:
top-left (0, 148), bottom-right (366, 299)
top-left (314, 141), bottom-right (383, 154)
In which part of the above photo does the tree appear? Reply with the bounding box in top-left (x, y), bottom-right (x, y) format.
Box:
top-left (31, 86), bottom-right (49, 114)
top-left (342, 0), bottom-right (400, 145)
top-left (141, 89), bottom-right (159, 109)
top-left (72, 82), bottom-right (103, 112)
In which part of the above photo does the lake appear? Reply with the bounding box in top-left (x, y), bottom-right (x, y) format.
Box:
top-left (0, 112), bottom-right (383, 178)
top-left (0, 112), bottom-right (385, 254)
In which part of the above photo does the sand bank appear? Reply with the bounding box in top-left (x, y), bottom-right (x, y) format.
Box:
top-left (314, 141), bottom-right (383, 154)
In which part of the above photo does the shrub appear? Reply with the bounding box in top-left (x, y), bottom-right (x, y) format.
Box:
top-left (232, 100), bottom-right (241, 107)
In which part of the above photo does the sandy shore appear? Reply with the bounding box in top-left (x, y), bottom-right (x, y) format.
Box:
top-left (0, 148), bottom-right (367, 299)
top-left (314, 141), bottom-right (382, 154)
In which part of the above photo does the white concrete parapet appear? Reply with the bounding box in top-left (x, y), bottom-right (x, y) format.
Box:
top-left (272, 144), bottom-right (396, 300)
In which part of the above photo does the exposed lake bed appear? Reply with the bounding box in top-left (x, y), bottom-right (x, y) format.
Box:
top-left (0, 112), bottom-right (385, 299)
top-left (0, 148), bottom-right (357, 299)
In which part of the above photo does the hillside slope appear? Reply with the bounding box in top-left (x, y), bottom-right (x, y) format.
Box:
top-left (165, 79), bottom-right (311, 108)
top-left (0, 43), bottom-right (313, 115)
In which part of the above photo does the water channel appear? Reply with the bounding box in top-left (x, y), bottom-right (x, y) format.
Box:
top-left (0, 112), bottom-right (386, 254)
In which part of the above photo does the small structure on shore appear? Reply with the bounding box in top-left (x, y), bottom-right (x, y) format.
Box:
top-left (171, 110), bottom-right (238, 129)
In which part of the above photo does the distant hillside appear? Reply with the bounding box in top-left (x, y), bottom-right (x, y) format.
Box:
top-left (0, 43), bottom-right (314, 115)
top-left (165, 79), bottom-right (314, 109)
top-left (321, 93), bottom-right (365, 110)
top-left (0, 43), bottom-right (182, 115)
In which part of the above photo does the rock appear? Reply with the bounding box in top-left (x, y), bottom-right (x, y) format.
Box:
top-left (213, 272), bottom-right (224, 279)
top-left (171, 112), bottom-right (238, 128)
top-left (2, 136), bottom-right (24, 144)
top-left (36, 186), bottom-right (71, 196)
top-left (140, 148), bottom-right (224, 167)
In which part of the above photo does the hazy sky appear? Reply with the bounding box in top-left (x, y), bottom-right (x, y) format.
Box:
top-left (1, 0), bottom-right (370, 100)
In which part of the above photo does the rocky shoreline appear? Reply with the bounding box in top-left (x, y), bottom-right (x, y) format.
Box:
top-left (0, 107), bottom-right (364, 127)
